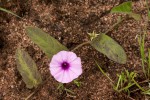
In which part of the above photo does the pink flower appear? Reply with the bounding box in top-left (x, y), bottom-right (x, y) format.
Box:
top-left (49, 51), bottom-right (82, 83)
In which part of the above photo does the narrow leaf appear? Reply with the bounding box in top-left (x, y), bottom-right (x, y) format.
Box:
top-left (146, 0), bottom-right (150, 20)
top-left (91, 34), bottom-right (127, 64)
top-left (25, 27), bottom-right (68, 58)
top-left (0, 7), bottom-right (21, 18)
top-left (148, 11), bottom-right (150, 20)
top-left (16, 48), bottom-right (42, 89)
top-left (148, 49), bottom-right (150, 77)
top-left (143, 89), bottom-right (150, 95)
top-left (111, 1), bottom-right (132, 13)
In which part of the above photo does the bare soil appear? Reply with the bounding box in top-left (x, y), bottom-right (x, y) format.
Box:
top-left (0, 0), bottom-right (150, 100)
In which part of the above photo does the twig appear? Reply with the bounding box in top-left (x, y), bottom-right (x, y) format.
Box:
top-left (138, 79), bottom-right (149, 84)
top-left (121, 93), bottom-right (135, 100)
top-left (25, 91), bottom-right (36, 100)
top-left (24, 77), bottom-right (50, 100)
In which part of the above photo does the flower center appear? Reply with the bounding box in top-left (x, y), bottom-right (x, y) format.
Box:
top-left (61, 62), bottom-right (70, 70)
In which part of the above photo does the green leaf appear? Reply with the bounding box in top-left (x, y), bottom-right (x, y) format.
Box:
top-left (0, 7), bottom-right (21, 18)
top-left (111, 2), bottom-right (141, 20)
top-left (25, 27), bottom-right (68, 58)
top-left (129, 13), bottom-right (141, 21)
top-left (91, 34), bottom-right (127, 64)
top-left (111, 1), bottom-right (132, 13)
top-left (15, 48), bottom-right (42, 89)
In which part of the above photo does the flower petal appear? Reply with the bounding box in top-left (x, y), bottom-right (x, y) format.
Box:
top-left (68, 70), bottom-right (80, 81)
top-left (70, 57), bottom-right (82, 68)
top-left (70, 66), bottom-right (82, 76)
top-left (53, 70), bottom-right (64, 83)
top-left (50, 53), bottom-right (63, 67)
top-left (61, 70), bottom-right (71, 83)
top-left (59, 51), bottom-right (68, 61)
top-left (67, 52), bottom-right (78, 63)
top-left (50, 66), bottom-right (62, 76)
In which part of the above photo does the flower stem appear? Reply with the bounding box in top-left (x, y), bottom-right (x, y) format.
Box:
top-left (104, 17), bottom-right (125, 34)
top-left (71, 41), bottom-right (91, 52)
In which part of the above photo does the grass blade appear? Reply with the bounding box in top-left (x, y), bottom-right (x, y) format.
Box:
top-left (0, 7), bottom-right (21, 18)
top-left (95, 60), bottom-right (113, 83)
top-left (138, 34), bottom-right (146, 78)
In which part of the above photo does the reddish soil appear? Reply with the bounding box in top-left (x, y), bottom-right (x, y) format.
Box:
top-left (0, 0), bottom-right (150, 100)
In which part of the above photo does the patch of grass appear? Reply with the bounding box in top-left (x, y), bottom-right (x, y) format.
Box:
top-left (138, 34), bottom-right (150, 80)
top-left (95, 60), bottom-right (136, 95)
top-left (114, 70), bottom-right (137, 95)
top-left (95, 60), bottom-right (149, 98)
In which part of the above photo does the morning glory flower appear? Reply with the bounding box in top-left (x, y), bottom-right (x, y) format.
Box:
top-left (49, 51), bottom-right (82, 83)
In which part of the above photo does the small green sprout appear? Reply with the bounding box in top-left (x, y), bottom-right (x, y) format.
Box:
top-left (88, 31), bottom-right (99, 41)
top-left (73, 80), bottom-right (81, 87)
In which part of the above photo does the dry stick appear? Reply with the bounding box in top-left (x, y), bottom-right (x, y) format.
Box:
top-left (24, 76), bottom-right (50, 100)
top-left (130, 79), bottom-right (149, 93)
top-left (24, 57), bottom-right (49, 100)
top-left (25, 91), bottom-right (36, 100)
top-left (121, 93), bottom-right (135, 100)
